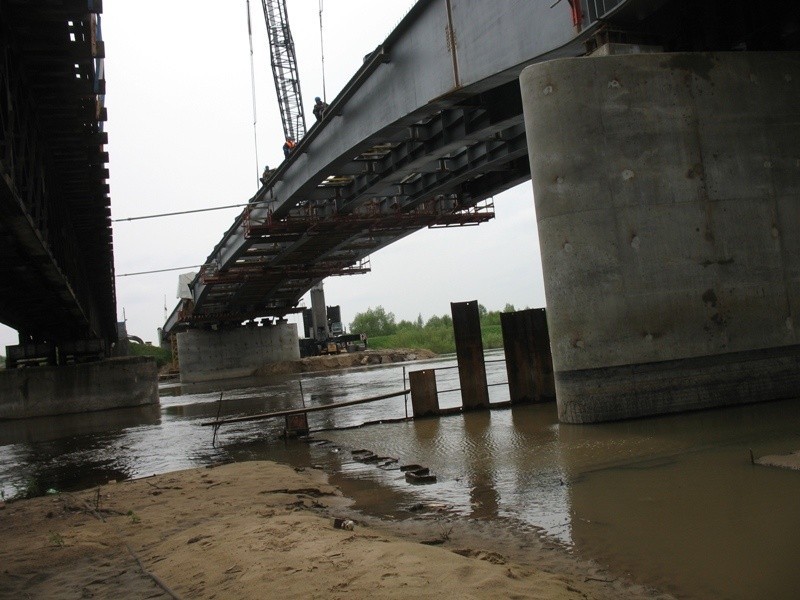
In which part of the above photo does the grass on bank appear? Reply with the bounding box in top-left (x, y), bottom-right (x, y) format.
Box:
top-left (128, 342), bottom-right (171, 367)
top-left (351, 305), bottom-right (520, 355)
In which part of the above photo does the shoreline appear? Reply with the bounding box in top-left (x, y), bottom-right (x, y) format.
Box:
top-left (252, 348), bottom-right (438, 376)
top-left (158, 348), bottom-right (439, 380)
top-left (0, 460), bottom-right (669, 599)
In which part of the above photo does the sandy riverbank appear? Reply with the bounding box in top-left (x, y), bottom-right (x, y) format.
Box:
top-left (757, 449), bottom-right (800, 470)
top-left (0, 461), bottom-right (669, 599)
top-left (253, 348), bottom-right (438, 376)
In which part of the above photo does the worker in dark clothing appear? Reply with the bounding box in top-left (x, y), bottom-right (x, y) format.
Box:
top-left (283, 137), bottom-right (296, 158)
top-left (260, 165), bottom-right (276, 185)
top-left (312, 97), bottom-right (329, 121)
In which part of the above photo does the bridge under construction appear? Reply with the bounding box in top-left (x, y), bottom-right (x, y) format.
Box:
top-left (162, 0), bottom-right (800, 423)
top-left (2, 0), bottom-right (799, 422)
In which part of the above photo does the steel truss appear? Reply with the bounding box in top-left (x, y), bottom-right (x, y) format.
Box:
top-left (0, 1), bottom-right (115, 354)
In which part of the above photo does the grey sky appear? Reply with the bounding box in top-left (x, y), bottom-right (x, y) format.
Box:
top-left (0, 0), bottom-right (545, 350)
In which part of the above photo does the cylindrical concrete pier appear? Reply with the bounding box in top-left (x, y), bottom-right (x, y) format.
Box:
top-left (520, 52), bottom-right (800, 423)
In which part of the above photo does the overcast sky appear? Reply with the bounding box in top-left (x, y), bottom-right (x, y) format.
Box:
top-left (0, 0), bottom-right (545, 350)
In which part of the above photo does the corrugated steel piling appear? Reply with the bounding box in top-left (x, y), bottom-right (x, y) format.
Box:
top-left (409, 369), bottom-right (440, 417)
top-left (451, 300), bottom-right (489, 411)
top-left (500, 308), bottom-right (555, 404)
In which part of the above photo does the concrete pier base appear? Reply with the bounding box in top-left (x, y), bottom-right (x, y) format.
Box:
top-left (0, 356), bottom-right (158, 419)
top-left (520, 51), bottom-right (800, 423)
top-left (177, 323), bottom-right (300, 383)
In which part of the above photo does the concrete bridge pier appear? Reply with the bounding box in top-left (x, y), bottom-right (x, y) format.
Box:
top-left (520, 51), bottom-right (800, 423)
top-left (177, 322), bottom-right (300, 383)
top-left (0, 357), bottom-right (158, 420)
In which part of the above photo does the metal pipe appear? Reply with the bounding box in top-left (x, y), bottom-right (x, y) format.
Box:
top-left (444, 0), bottom-right (461, 88)
top-left (403, 365), bottom-right (408, 419)
top-left (201, 388), bottom-right (409, 427)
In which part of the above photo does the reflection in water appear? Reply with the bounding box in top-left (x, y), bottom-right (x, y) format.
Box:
top-left (1, 353), bottom-right (798, 599)
top-left (314, 396), bottom-right (800, 600)
top-left (308, 390), bottom-right (346, 430)
top-left (558, 402), bottom-right (800, 600)
top-left (0, 404), bottom-right (161, 446)
top-left (0, 404), bottom-right (162, 496)
top-left (462, 412), bottom-right (499, 519)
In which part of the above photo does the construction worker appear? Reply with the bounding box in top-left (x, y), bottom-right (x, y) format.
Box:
top-left (312, 96), bottom-right (329, 121)
top-left (260, 165), bottom-right (276, 185)
top-left (282, 137), bottom-right (296, 158)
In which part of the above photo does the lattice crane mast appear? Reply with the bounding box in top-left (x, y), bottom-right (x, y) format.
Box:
top-left (261, 0), bottom-right (307, 142)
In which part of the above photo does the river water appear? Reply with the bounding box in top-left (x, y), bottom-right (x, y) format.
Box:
top-left (1, 350), bottom-right (799, 599)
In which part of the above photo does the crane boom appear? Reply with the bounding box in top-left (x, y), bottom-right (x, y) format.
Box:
top-left (261, 0), bottom-right (306, 142)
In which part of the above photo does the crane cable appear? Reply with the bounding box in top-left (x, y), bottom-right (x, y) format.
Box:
top-left (319, 0), bottom-right (327, 102)
top-left (246, 0), bottom-right (260, 188)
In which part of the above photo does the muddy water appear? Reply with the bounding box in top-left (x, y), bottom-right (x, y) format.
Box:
top-left (1, 350), bottom-right (799, 599)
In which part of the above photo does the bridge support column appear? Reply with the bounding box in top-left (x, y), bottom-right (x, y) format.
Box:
top-left (520, 51), bottom-right (800, 423)
top-left (177, 322), bottom-right (300, 383)
top-left (309, 283), bottom-right (330, 341)
top-left (0, 357), bottom-right (158, 419)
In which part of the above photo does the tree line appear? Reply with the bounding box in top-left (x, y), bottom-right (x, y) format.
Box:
top-left (349, 304), bottom-right (524, 354)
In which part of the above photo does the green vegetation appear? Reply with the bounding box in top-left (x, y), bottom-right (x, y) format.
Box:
top-left (350, 303), bottom-right (522, 354)
top-left (128, 342), bottom-right (171, 367)
top-left (20, 477), bottom-right (42, 499)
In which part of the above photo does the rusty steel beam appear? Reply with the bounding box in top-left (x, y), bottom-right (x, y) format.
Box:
top-left (200, 264), bottom-right (371, 285)
top-left (451, 300), bottom-right (489, 411)
top-left (409, 368), bottom-right (440, 417)
top-left (0, 2), bottom-right (115, 348)
top-left (501, 308), bottom-right (555, 404)
top-left (246, 206), bottom-right (495, 239)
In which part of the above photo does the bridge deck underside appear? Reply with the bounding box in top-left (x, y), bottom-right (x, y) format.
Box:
top-left (0, 0), bottom-right (115, 344)
top-left (184, 86), bottom-right (530, 326)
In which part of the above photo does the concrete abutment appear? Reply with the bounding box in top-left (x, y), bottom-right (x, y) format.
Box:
top-left (0, 357), bottom-right (158, 419)
top-left (520, 51), bottom-right (800, 423)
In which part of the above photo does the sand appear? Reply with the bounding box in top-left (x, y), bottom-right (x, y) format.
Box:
top-left (756, 449), bottom-right (800, 471)
top-left (0, 461), bottom-right (668, 599)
